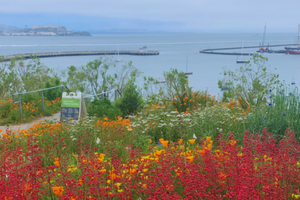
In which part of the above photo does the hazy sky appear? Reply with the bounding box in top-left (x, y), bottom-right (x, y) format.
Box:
top-left (1, 0), bottom-right (299, 32)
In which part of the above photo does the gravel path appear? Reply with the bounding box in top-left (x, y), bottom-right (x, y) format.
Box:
top-left (0, 112), bottom-right (61, 134)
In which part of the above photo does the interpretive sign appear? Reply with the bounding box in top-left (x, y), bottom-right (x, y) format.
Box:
top-left (61, 92), bottom-right (85, 121)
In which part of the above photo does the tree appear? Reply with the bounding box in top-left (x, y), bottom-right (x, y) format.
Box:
top-left (115, 80), bottom-right (143, 116)
top-left (0, 56), bottom-right (57, 100)
top-left (218, 55), bottom-right (280, 105)
top-left (65, 58), bottom-right (141, 97)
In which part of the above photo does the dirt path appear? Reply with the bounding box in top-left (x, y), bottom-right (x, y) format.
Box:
top-left (0, 112), bottom-right (61, 134)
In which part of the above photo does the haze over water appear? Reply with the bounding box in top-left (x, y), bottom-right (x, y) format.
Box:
top-left (1, 33), bottom-right (299, 96)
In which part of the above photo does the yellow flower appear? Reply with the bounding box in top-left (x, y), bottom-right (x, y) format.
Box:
top-left (67, 165), bottom-right (78, 173)
top-left (188, 139), bottom-right (195, 145)
top-left (175, 168), bottom-right (182, 176)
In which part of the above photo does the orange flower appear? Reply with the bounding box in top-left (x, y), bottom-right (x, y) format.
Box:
top-left (104, 117), bottom-right (108, 121)
top-left (78, 180), bottom-right (83, 186)
top-left (159, 138), bottom-right (164, 143)
top-left (155, 150), bottom-right (162, 157)
top-left (229, 140), bottom-right (236, 146)
top-left (149, 139), bottom-right (152, 144)
top-left (186, 156), bottom-right (194, 163)
top-left (178, 139), bottom-right (183, 144)
top-left (188, 139), bottom-right (195, 145)
top-left (161, 140), bottom-right (169, 148)
top-left (234, 115), bottom-right (236, 119)
top-left (175, 168), bottom-right (182, 176)
top-left (242, 110), bottom-right (246, 115)
top-left (52, 186), bottom-right (64, 196)
top-left (206, 137), bottom-right (211, 143)
top-left (54, 157), bottom-right (60, 167)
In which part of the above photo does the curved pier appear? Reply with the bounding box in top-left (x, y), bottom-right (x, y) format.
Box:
top-left (199, 43), bottom-right (298, 55)
top-left (2, 50), bottom-right (159, 62)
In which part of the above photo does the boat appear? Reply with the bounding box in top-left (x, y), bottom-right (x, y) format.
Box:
top-left (286, 25), bottom-right (300, 54)
top-left (184, 56), bottom-right (193, 75)
top-left (286, 47), bottom-right (300, 54)
top-left (115, 45), bottom-right (123, 62)
top-left (236, 42), bottom-right (250, 64)
top-left (236, 60), bottom-right (250, 64)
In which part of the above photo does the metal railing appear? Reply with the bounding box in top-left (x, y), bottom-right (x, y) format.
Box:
top-left (12, 85), bottom-right (70, 120)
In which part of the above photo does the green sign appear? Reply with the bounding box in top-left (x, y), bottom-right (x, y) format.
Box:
top-left (61, 98), bottom-right (81, 108)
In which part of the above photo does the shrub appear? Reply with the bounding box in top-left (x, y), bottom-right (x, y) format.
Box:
top-left (87, 97), bottom-right (122, 120)
top-left (115, 80), bottom-right (143, 117)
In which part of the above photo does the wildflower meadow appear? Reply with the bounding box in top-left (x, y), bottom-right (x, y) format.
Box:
top-left (1, 56), bottom-right (300, 199)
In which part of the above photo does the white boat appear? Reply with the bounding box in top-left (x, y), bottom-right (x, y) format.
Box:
top-left (236, 42), bottom-right (250, 64)
top-left (115, 45), bottom-right (123, 62)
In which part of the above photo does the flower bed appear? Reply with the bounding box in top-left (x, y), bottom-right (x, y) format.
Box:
top-left (1, 118), bottom-right (300, 199)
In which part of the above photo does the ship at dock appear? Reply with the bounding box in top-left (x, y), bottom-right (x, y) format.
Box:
top-left (285, 24), bottom-right (300, 54)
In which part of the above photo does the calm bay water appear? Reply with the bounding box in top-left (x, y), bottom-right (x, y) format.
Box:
top-left (0, 33), bottom-right (299, 95)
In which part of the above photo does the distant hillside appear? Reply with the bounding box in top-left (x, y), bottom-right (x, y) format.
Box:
top-left (0, 24), bottom-right (20, 32)
top-left (0, 24), bottom-right (91, 36)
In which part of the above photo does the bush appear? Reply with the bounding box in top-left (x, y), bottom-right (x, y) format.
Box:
top-left (115, 80), bottom-right (143, 117)
top-left (87, 97), bottom-right (122, 120)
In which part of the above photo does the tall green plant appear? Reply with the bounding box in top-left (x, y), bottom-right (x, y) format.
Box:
top-left (115, 80), bottom-right (143, 116)
top-left (218, 55), bottom-right (280, 105)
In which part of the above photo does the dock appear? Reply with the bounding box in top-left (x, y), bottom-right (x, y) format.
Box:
top-left (199, 43), bottom-right (298, 56)
top-left (1, 50), bottom-right (160, 62)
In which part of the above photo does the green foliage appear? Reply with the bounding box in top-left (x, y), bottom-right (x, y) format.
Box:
top-left (244, 86), bottom-right (300, 141)
top-left (44, 78), bottom-right (62, 101)
top-left (115, 80), bottom-right (143, 117)
top-left (0, 95), bottom-right (61, 125)
top-left (87, 97), bottom-right (122, 120)
top-left (218, 55), bottom-right (280, 105)
top-left (163, 68), bottom-right (201, 112)
top-left (65, 58), bottom-right (141, 96)
top-left (0, 56), bottom-right (59, 101)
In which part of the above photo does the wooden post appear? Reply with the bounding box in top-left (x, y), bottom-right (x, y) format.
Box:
top-left (41, 91), bottom-right (45, 113)
top-left (18, 94), bottom-right (22, 120)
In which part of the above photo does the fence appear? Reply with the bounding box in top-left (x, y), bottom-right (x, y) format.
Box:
top-left (12, 85), bottom-right (70, 121)
top-left (11, 87), bottom-right (121, 121)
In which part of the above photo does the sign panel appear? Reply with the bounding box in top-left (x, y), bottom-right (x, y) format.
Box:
top-left (61, 92), bottom-right (82, 121)
top-left (61, 98), bottom-right (81, 108)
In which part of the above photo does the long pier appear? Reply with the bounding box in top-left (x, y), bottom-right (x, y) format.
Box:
top-left (1, 50), bottom-right (159, 62)
top-left (199, 43), bottom-right (298, 55)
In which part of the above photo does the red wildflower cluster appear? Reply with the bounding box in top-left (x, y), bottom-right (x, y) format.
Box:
top-left (1, 128), bottom-right (300, 199)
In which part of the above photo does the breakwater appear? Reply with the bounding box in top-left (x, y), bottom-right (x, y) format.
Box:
top-left (199, 43), bottom-right (298, 55)
top-left (2, 50), bottom-right (160, 62)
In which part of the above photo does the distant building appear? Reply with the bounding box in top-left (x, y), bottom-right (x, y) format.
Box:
top-left (139, 46), bottom-right (147, 53)
top-left (32, 25), bottom-right (58, 29)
